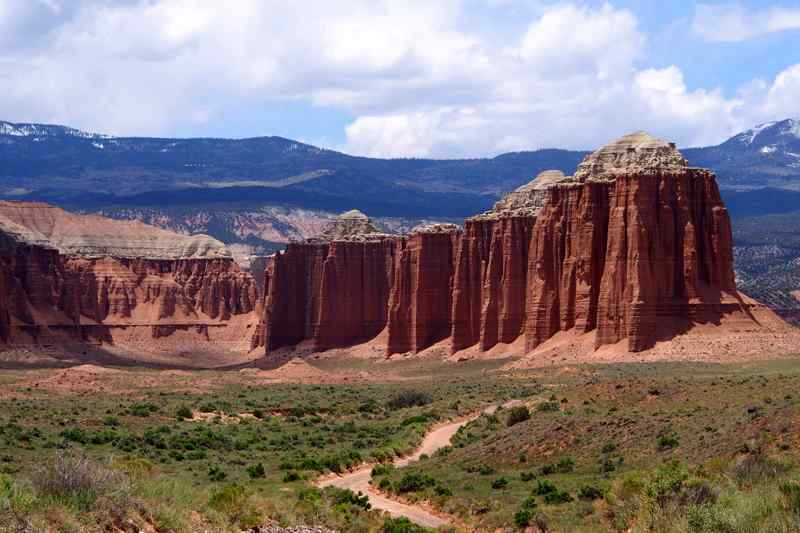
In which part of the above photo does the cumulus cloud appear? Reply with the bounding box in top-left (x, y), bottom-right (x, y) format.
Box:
top-left (0, 0), bottom-right (798, 157)
top-left (692, 3), bottom-right (800, 43)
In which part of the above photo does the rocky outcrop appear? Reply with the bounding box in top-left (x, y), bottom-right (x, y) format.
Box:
top-left (386, 225), bottom-right (460, 354)
top-left (449, 169), bottom-right (560, 353)
top-left (260, 211), bottom-right (401, 352)
top-left (257, 132), bottom-right (782, 360)
top-left (451, 216), bottom-right (536, 353)
top-left (524, 132), bottom-right (740, 352)
top-left (0, 202), bottom-right (258, 359)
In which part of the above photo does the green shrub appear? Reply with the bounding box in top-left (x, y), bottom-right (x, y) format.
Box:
top-left (282, 471), bottom-right (301, 482)
top-left (780, 480), bottom-right (800, 515)
top-left (380, 516), bottom-right (431, 532)
top-left (657, 434), bottom-right (680, 451)
top-left (434, 484), bottom-right (452, 497)
top-left (521, 496), bottom-right (538, 509)
top-left (539, 464), bottom-right (555, 476)
top-left (536, 401), bottom-right (560, 413)
top-left (491, 477), bottom-right (509, 490)
top-left (534, 479), bottom-right (557, 496)
top-left (175, 405), bottom-right (192, 420)
top-left (520, 471), bottom-right (537, 482)
top-left (199, 402), bottom-right (216, 413)
top-left (515, 508), bottom-right (533, 528)
top-left (208, 483), bottom-right (261, 527)
top-left (507, 406), bottom-right (531, 427)
top-left (371, 463), bottom-right (394, 477)
top-left (246, 463), bottom-right (265, 479)
top-left (208, 465), bottom-right (227, 482)
top-left (555, 457), bottom-right (575, 473)
top-left (327, 486), bottom-right (371, 509)
top-left (542, 489), bottom-right (572, 505)
top-left (397, 471), bottom-right (436, 493)
top-left (129, 403), bottom-right (158, 417)
top-left (578, 485), bottom-right (603, 501)
top-left (601, 441), bottom-right (617, 453)
top-left (387, 391), bottom-right (433, 410)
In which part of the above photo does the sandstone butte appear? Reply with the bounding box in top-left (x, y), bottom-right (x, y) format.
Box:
top-left (0, 202), bottom-right (259, 365)
top-left (256, 132), bottom-right (796, 362)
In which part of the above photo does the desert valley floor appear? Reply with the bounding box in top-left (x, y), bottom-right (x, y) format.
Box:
top-left (2, 351), bottom-right (800, 532)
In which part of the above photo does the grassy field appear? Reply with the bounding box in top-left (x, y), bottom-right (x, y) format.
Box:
top-left (1, 357), bottom-right (799, 532)
top-left (0, 357), bottom-right (531, 531)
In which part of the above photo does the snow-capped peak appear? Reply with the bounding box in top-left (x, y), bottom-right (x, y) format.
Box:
top-left (0, 121), bottom-right (113, 140)
top-left (738, 121), bottom-right (778, 145)
top-left (732, 118), bottom-right (800, 146)
top-left (787, 118), bottom-right (800, 139)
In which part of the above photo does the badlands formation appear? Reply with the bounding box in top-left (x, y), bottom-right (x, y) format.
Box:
top-left (0, 202), bottom-right (259, 366)
top-left (1, 132), bottom-right (797, 367)
top-left (257, 132), bottom-right (797, 364)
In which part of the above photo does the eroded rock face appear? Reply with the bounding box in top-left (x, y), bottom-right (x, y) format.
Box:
top-left (524, 133), bottom-right (739, 352)
top-left (260, 210), bottom-right (403, 352)
top-left (257, 132), bottom-right (768, 359)
top-left (0, 201), bottom-right (229, 259)
top-left (451, 216), bottom-right (536, 353)
top-left (0, 202), bottom-right (258, 355)
top-left (386, 226), bottom-right (460, 354)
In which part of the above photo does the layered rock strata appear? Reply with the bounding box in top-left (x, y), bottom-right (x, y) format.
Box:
top-left (525, 133), bottom-right (739, 352)
top-left (259, 211), bottom-right (401, 352)
top-left (386, 225), bottom-right (460, 354)
top-left (0, 202), bottom-right (258, 357)
top-left (258, 132), bottom-right (781, 359)
top-left (449, 172), bottom-right (557, 353)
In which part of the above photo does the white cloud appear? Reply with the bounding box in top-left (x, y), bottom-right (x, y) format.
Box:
top-left (0, 0), bottom-right (798, 158)
top-left (516, 3), bottom-right (643, 79)
top-left (692, 3), bottom-right (800, 42)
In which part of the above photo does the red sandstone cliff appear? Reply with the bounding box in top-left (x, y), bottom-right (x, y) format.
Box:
top-left (260, 210), bottom-right (401, 353)
top-left (386, 225), bottom-right (460, 355)
top-left (524, 134), bottom-right (741, 353)
top-left (255, 132), bottom-right (790, 361)
top-left (0, 202), bottom-right (259, 364)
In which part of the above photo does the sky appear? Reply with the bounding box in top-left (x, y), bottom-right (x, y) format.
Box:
top-left (1, 0), bottom-right (799, 158)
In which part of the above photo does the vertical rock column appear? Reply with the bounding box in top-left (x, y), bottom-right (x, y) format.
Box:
top-left (450, 219), bottom-right (494, 352)
top-left (525, 182), bottom-right (612, 352)
top-left (482, 216), bottom-right (536, 350)
top-left (387, 228), bottom-right (459, 355)
top-left (0, 260), bottom-right (9, 343)
top-left (595, 169), bottom-right (738, 351)
top-left (314, 238), bottom-right (399, 350)
top-left (264, 242), bottom-right (329, 351)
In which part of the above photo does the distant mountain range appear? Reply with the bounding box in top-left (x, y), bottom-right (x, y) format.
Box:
top-left (2, 118), bottom-right (800, 203)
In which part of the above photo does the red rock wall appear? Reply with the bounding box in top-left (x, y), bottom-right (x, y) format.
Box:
top-left (525, 170), bottom-right (739, 353)
top-left (386, 231), bottom-right (459, 355)
top-left (0, 239), bottom-right (258, 347)
top-left (451, 217), bottom-right (535, 353)
top-left (256, 171), bottom-right (743, 357)
top-left (594, 169), bottom-right (736, 351)
top-left (525, 182), bottom-right (611, 351)
top-left (0, 257), bottom-right (10, 343)
top-left (263, 240), bottom-right (399, 352)
top-left (315, 240), bottom-right (398, 350)
top-left (262, 243), bottom-right (328, 351)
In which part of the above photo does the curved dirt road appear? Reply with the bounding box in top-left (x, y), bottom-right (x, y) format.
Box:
top-left (317, 401), bottom-right (517, 529)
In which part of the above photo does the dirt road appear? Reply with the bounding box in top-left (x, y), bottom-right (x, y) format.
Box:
top-left (317, 401), bottom-right (518, 529)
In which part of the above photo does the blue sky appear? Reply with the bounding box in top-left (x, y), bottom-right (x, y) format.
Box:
top-left (1, 0), bottom-right (799, 157)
